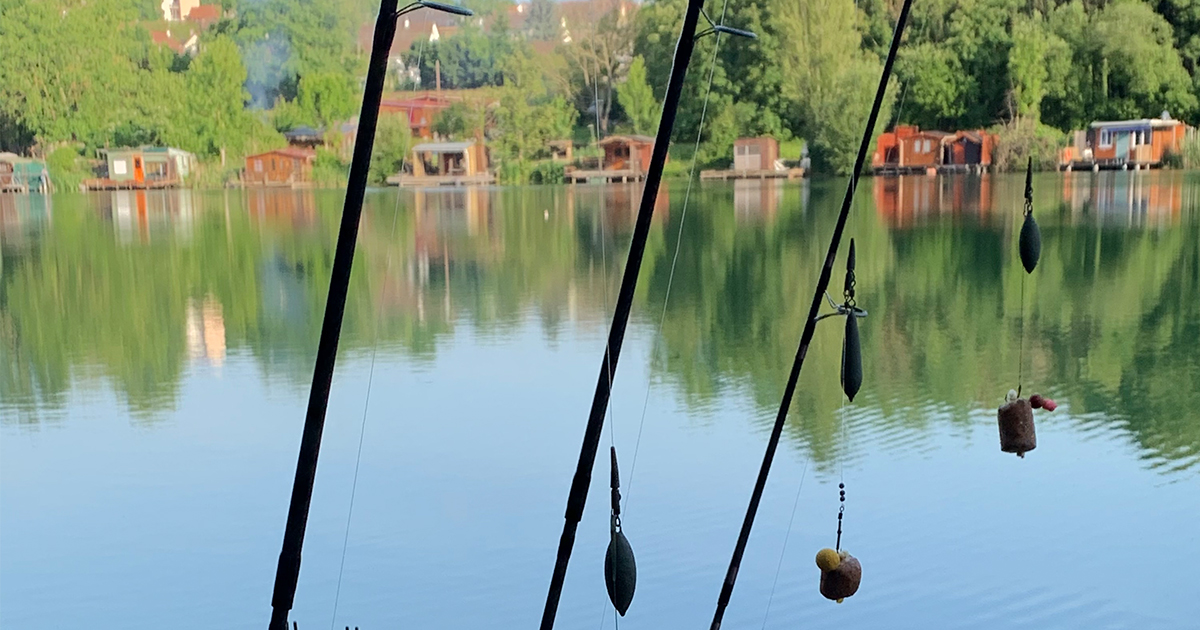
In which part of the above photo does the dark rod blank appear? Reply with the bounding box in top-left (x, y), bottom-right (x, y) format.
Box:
top-left (268, 1), bottom-right (399, 628)
top-left (707, 0), bottom-right (915, 626)
top-left (538, 0), bottom-right (707, 627)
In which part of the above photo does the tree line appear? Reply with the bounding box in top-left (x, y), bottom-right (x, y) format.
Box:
top-left (4, 0), bottom-right (1200, 178)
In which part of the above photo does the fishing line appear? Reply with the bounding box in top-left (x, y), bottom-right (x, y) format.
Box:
top-left (1017, 273), bottom-right (1026, 397)
top-left (622, 0), bottom-right (732, 516)
top-left (759, 459), bottom-right (809, 630)
top-left (329, 16), bottom-right (428, 614)
top-left (329, 181), bottom-right (406, 630)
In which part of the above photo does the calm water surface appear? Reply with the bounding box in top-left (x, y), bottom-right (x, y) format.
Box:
top-left (2, 172), bottom-right (1198, 629)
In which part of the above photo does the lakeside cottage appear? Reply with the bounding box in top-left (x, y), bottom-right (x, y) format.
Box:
top-left (84, 147), bottom-right (196, 190)
top-left (387, 140), bottom-right (494, 187)
top-left (565, 135), bottom-right (656, 183)
top-left (0, 153), bottom-right (51, 193)
top-left (1060, 113), bottom-right (1191, 170)
top-left (700, 136), bottom-right (805, 180)
top-left (244, 148), bottom-right (317, 187)
top-left (872, 125), bottom-right (995, 174)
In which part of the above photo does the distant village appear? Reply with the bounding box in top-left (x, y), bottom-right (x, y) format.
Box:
top-left (2, 0), bottom-right (1198, 194)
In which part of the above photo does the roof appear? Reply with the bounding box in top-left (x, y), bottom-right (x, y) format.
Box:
top-left (599, 134), bottom-right (655, 145)
top-left (1091, 118), bottom-right (1184, 129)
top-left (248, 148), bottom-right (317, 160)
top-left (413, 141), bottom-right (475, 153)
top-left (186, 4), bottom-right (221, 23)
top-left (734, 136), bottom-right (778, 144)
top-left (284, 126), bottom-right (322, 138)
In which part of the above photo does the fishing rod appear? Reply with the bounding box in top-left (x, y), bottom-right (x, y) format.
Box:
top-left (707, 0), bottom-right (914, 626)
top-left (267, 3), bottom-right (472, 629)
top-left (538, 4), bottom-right (753, 629)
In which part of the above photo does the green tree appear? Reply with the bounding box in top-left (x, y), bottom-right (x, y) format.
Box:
top-left (369, 114), bottom-right (413, 184)
top-left (617, 56), bottom-right (659, 135)
top-left (297, 72), bottom-right (356, 128)
top-left (182, 36), bottom-right (255, 164)
top-left (774, 0), bottom-right (894, 173)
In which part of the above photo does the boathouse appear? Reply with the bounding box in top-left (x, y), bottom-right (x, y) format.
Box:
top-left (387, 140), bottom-right (494, 186)
top-left (0, 153), bottom-right (51, 193)
top-left (942, 130), bottom-right (995, 170)
top-left (244, 148), bottom-right (317, 187)
top-left (699, 137), bottom-right (805, 180)
top-left (86, 147), bottom-right (196, 190)
top-left (600, 135), bottom-right (653, 172)
top-left (872, 125), bottom-right (950, 174)
top-left (1061, 114), bottom-right (1190, 170)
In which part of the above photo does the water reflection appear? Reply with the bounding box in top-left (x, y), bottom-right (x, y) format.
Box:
top-left (1, 176), bottom-right (1197, 475)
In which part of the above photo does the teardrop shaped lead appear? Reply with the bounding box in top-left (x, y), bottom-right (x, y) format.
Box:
top-left (841, 312), bottom-right (862, 402)
top-left (605, 530), bottom-right (637, 615)
top-left (1019, 213), bottom-right (1040, 274)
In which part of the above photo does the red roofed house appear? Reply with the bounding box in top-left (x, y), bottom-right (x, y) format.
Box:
top-left (380, 94), bottom-right (455, 139)
top-left (244, 149), bottom-right (316, 187)
top-left (185, 4), bottom-right (222, 28)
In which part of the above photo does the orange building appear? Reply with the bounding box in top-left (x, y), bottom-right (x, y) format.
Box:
top-left (244, 148), bottom-right (316, 187)
top-left (1074, 115), bottom-right (1190, 168)
top-left (600, 135), bottom-right (655, 173)
top-left (380, 94), bottom-right (456, 139)
top-left (873, 125), bottom-right (995, 174)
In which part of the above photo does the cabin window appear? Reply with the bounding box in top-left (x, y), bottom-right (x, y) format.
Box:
top-left (255, 160), bottom-right (263, 172)
top-left (113, 160), bottom-right (128, 175)
top-left (1099, 129), bottom-right (1111, 147)
top-left (923, 139), bottom-right (932, 153)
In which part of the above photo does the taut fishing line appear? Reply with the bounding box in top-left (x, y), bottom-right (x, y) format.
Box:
top-left (329, 18), bottom-right (430, 625)
top-left (758, 459), bottom-right (809, 630)
top-left (622, 0), bottom-right (732, 517)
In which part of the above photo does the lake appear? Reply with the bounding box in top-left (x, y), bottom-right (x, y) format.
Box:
top-left (2, 171), bottom-right (1198, 630)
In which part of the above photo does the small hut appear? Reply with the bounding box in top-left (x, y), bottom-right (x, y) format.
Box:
top-left (942, 130), bottom-right (995, 171)
top-left (284, 126), bottom-right (323, 149)
top-left (548, 140), bottom-right (573, 162)
top-left (733, 137), bottom-right (780, 171)
top-left (872, 125), bottom-right (950, 174)
top-left (86, 147), bottom-right (195, 190)
top-left (600, 135), bottom-right (654, 173)
top-left (387, 140), bottom-right (494, 186)
top-left (244, 148), bottom-right (317, 187)
top-left (0, 153), bottom-right (51, 193)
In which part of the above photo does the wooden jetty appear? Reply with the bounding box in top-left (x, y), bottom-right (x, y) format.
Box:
top-left (700, 167), bottom-right (804, 180)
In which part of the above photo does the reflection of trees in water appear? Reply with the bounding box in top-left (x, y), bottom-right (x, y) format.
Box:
top-left (2, 178), bottom-right (1197, 476)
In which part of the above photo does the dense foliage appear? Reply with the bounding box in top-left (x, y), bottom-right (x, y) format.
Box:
top-left (6, 0), bottom-right (1200, 176)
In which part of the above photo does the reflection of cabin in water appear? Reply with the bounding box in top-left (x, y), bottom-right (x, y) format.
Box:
top-left (0, 153), bottom-right (51, 193)
top-left (566, 135), bottom-right (656, 183)
top-left (874, 175), bottom-right (992, 227)
top-left (246, 188), bottom-right (317, 226)
top-left (387, 141), bottom-right (494, 187)
top-left (701, 137), bottom-right (805, 180)
top-left (1059, 114), bottom-right (1191, 171)
top-left (873, 126), bottom-right (994, 174)
top-left (733, 179), bottom-right (786, 221)
top-left (244, 149), bottom-right (317, 187)
top-left (85, 147), bottom-right (196, 190)
top-left (1061, 171), bottom-right (1182, 223)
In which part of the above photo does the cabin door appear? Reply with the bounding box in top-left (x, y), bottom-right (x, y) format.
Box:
top-left (132, 156), bottom-right (145, 183)
top-left (1115, 132), bottom-right (1130, 161)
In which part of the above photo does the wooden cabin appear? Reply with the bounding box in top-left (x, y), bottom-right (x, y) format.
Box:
top-left (0, 153), bottom-right (51, 193)
top-left (873, 126), bottom-right (951, 174)
top-left (700, 136), bottom-right (805, 180)
top-left (733, 137), bottom-right (780, 171)
top-left (942, 130), bottom-right (995, 170)
top-left (600, 135), bottom-right (654, 172)
top-left (85, 147), bottom-right (195, 190)
top-left (244, 148), bottom-right (317, 187)
top-left (387, 140), bottom-right (494, 186)
top-left (1061, 114), bottom-right (1191, 170)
